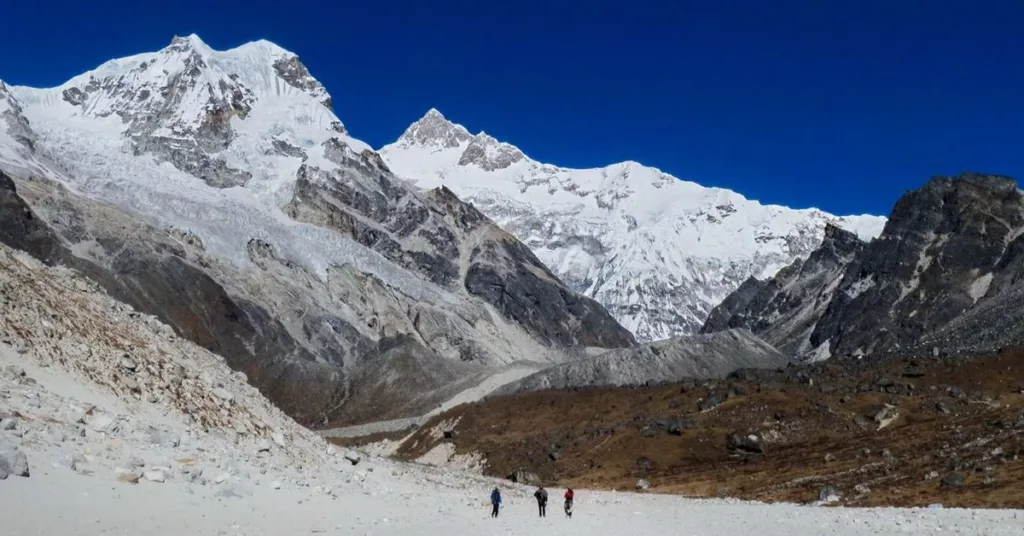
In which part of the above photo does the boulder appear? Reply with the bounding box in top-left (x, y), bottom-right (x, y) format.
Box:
top-left (49, 451), bottom-right (81, 471)
top-left (508, 468), bottom-right (539, 484)
top-left (699, 393), bottom-right (725, 411)
top-left (635, 456), bottom-right (657, 473)
top-left (115, 467), bottom-right (141, 484)
top-left (726, 432), bottom-right (764, 454)
top-left (143, 469), bottom-right (167, 483)
top-left (818, 485), bottom-right (841, 503)
top-left (122, 376), bottom-right (141, 393)
top-left (87, 414), bottom-right (116, 433)
top-left (640, 426), bottom-right (659, 438)
top-left (144, 427), bottom-right (181, 448)
top-left (636, 478), bottom-right (651, 491)
top-left (0, 417), bottom-right (17, 431)
top-left (343, 451), bottom-right (361, 465)
top-left (868, 404), bottom-right (899, 430)
top-left (940, 473), bottom-right (965, 489)
top-left (0, 443), bottom-right (29, 477)
top-left (120, 356), bottom-right (138, 371)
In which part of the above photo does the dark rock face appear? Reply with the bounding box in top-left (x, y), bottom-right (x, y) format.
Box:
top-left (456, 135), bottom-right (525, 171)
top-left (705, 173), bottom-right (1024, 358)
top-left (287, 146), bottom-right (635, 350)
top-left (272, 55), bottom-right (334, 112)
top-left (0, 84), bottom-right (37, 152)
top-left (0, 173), bottom-right (66, 265)
top-left (812, 174), bottom-right (1024, 357)
top-left (465, 237), bottom-right (635, 348)
top-left (702, 224), bottom-right (866, 355)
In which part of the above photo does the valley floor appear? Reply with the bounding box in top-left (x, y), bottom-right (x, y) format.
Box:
top-left (3, 342), bottom-right (1023, 535)
top-left (6, 462), bottom-right (1024, 535)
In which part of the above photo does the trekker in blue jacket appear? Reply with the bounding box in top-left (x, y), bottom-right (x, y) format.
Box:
top-left (490, 487), bottom-right (502, 517)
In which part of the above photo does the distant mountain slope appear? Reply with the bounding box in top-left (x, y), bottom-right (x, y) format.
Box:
top-left (496, 329), bottom-right (792, 394)
top-left (380, 110), bottom-right (887, 341)
top-left (703, 173), bottom-right (1024, 358)
top-left (0, 35), bottom-right (633, 427)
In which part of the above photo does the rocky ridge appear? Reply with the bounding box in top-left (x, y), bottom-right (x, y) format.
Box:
top-left (703, 173), bottom-right (1024, 359)
top-left (380, 110), bottom-right (888, 341)
top-left (701, 224), bottom-right (868, 357)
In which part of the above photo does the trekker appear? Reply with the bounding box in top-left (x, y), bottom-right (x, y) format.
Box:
top-left (534, 486), bottom-right (548, 517)
top-left (490, 487), bottom-right (502, 518)
top-left (564, 487), bottom-right (574, 518)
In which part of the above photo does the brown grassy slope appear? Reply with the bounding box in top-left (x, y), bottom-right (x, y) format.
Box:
top-left (395, 350), bottom-right (1024, 507)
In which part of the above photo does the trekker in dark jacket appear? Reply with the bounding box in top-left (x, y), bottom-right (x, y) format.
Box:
top-left (564, 487), bottom-right (574, 518)
top-left (534, 486), bottom-right (548, 517)
top-left (490, 487), bottom-right (502, 518)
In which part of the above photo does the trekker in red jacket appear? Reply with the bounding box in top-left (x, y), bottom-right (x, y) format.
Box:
top-left (564, 488), bottom-right (574, 518)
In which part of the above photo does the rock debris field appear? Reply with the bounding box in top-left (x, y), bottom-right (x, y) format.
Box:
top-left (1, 243), bottom-right (1023, 534)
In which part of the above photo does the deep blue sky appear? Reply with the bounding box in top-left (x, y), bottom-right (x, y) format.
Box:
top-left (3, 0), bottom-right (1023, 216)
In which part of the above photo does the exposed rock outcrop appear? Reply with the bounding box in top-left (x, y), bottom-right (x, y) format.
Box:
top-left (701, 224), bottom-right (867, 357)
top-left (704, 173), bottom-right (1024, 358)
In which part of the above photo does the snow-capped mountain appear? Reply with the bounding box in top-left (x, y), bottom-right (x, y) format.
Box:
top-left (380, 110), bottom-right (888, 341)
top-left (0, 35), bottom-right (635, 427)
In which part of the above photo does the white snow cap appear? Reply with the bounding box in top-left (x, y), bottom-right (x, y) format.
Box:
top-left (380, 110), bottom-right (888, 341)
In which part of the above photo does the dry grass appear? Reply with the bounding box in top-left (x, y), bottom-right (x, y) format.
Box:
top-left (395, 349), bottom-right (1024, 507)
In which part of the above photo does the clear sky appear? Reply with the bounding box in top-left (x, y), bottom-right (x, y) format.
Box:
top-left (3, 0), bottom-right (1022, 216)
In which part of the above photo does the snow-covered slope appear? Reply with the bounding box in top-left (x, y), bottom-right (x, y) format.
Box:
top-left (380, 110), bottom-right (888, 341)
top-left (0, 35), bottom-right (633, 427)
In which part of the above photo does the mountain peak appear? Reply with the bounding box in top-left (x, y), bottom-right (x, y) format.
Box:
top-left (398, 108), bottom-right (472, 149)
top-left (423, 108), bottom-right (446, 120)
top-left (167, 33), bottom-right (213, 55)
